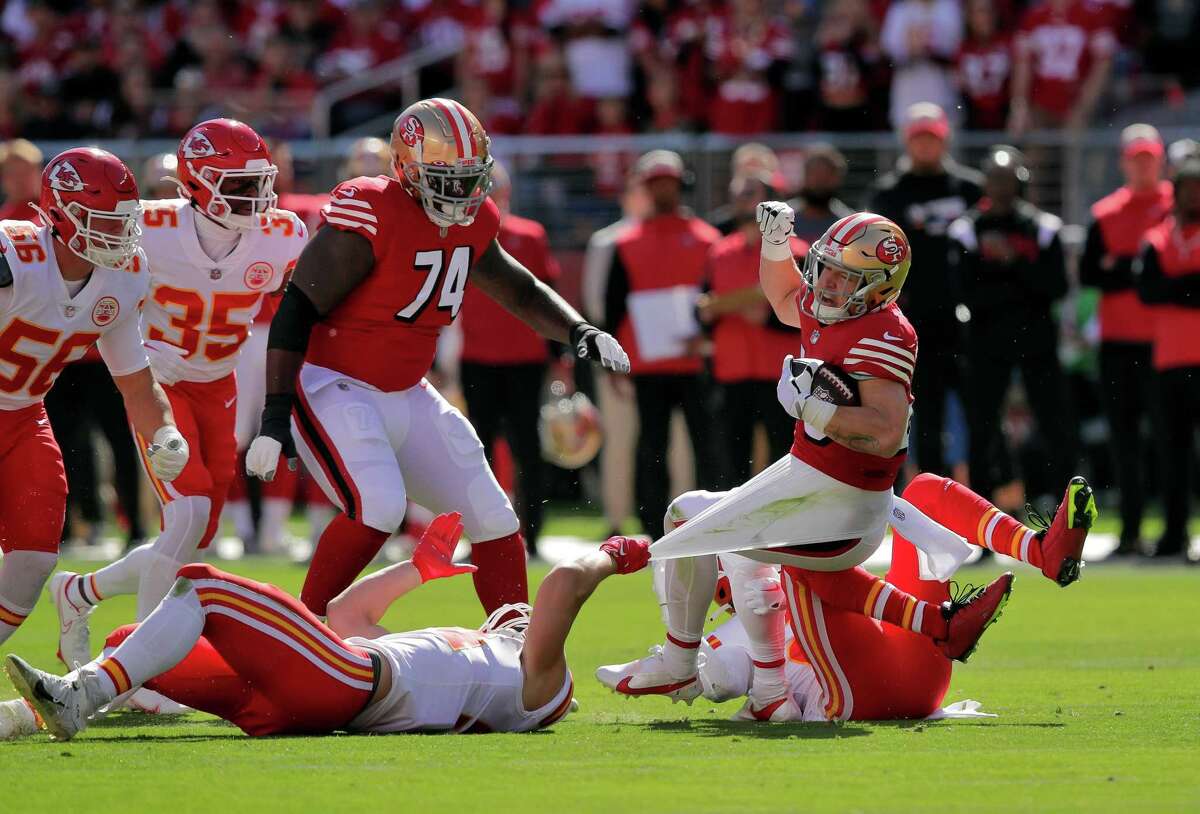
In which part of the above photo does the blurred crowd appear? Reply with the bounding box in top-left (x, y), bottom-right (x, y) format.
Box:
top-left (0, 0), bottom-right (1197, 140)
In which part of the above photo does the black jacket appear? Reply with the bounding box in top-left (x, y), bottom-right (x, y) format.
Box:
top-left (868, 159), bottom-right (984, 329)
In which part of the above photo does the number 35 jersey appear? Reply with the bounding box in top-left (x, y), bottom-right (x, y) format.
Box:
top-left (308, 175), bottom-right (501, 392)
top-left (0, 220), bottom-right (149, 411)
top-left (139, 200), bottom-right (307, 383)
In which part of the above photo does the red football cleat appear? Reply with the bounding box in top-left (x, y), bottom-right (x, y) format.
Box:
top-left (1032, 476), bottom-right (1098, 587)
top-left (936, 572), bottom-right (1014, 663)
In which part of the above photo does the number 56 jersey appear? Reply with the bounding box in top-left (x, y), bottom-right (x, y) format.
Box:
top-left (138, 200), bottom-right (307, 382)
top-left (308, 175), bottom-right (501, 392)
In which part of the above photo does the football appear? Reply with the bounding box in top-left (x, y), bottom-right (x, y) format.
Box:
top-left (810, 362), bottom-right (861, 407)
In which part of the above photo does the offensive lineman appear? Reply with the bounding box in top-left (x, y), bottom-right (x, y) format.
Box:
top-left (602, 204), bottom-right (1012, 720)
top-left (2, 519), bottom-right (651, 740)
top-left (244, 98), bottom-right (629, 618)
top-left (51, 120), bottom-right (306, 671)
top-left (0, 148), bottom-right (188, 649)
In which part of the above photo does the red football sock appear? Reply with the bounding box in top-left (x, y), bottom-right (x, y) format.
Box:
top-left (902, 473), bottom-right (1042, 567)
top-left (300, 514), bottom-right (389, 616)
top-left (470, 532), bottom-right (528, 613)
top-left (792, 567), bottom-right (948, 640)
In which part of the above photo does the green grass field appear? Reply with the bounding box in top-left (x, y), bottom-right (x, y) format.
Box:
top-left (2, 553), bottom-right (1198, 813)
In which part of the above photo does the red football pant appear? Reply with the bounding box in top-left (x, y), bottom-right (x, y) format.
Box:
top-left (782, 534), bottom-right (951, 721)
top-left (136, 375), bottom-right (239, 550)
top-left (0, 403), bottom-right (67, 554)
top-left (104, 563), bottom-right (374, 736)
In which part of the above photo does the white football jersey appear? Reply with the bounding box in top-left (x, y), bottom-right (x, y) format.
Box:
top-left (138, 200), bottom-right (306, 383)
top-left (346, 627), bottom-right (574, 734)
top-left (0, 220), bottom-right (149, 411)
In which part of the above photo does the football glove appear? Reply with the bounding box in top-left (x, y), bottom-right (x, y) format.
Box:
top-left (600, 536), bottom-right (651, 574)
top-left (756, 201), bottom-right (795, 261)
top-left (776, 355), bottom-right (837, 433)
top-left (143, 339), bottom-right (189, 387)
top-left (146, 425), bottom-right (189, 481)
top-left (570, 322), bottom-right (630, 374)
top-left (246, 393), bottom-right (297, 482)
top-left (411, 512), bottom-right (476, 583)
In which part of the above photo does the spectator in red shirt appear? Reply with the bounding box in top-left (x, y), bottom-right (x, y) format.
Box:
top-left (956, 0), bottom-right (1012, 131)
top-left (0, 139), bottom-right (42, 221)
top-left (524, 50), bottom-right (593, 135)
top-left (1009, 0), bottom-right (1116, 134)
top-left (315, 0), bottom-right (404, 83)
top-left (812, 0), bottom-right (887, 131)
top-left (698, 171), bottom-right (804, 487)
top-left (457, 162), bottom-right (562, 555)
top-left (705, 0), bottom-right (794, 135)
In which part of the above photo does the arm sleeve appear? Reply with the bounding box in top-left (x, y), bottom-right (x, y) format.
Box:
top-left (267, 283), bottom-right (321, 353)
top-left (97, 305), bottom-right (150, 377)
top-left (604, 246), bottom-right (631, 335)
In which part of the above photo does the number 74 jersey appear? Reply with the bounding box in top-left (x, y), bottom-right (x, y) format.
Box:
top-left (307, 175), bottom-right (501, 392)
top-left (139, 200), bottom-right (307, 382)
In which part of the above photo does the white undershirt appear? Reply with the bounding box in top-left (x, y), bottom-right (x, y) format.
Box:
top-left (63, 277), bottom-right (87, 297)
top-left (194, 210), bottom-right (241, 261)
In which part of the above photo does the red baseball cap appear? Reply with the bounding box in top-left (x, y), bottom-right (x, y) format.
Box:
top-left (903, 102), bottom-right (950, 141)
top-left (1121, 124), bottom-right (1164, 159)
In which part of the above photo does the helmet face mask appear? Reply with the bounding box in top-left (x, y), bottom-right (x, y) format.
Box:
top-left (61, 198), bottom-right (142, 269)
top-left (405, 157), bottom-right (493, 228)
top-left (177, 119), bottom-right (278, 231)
top-left (801, 213), bottom-right (911, 324)
top-left (194, 160), bottom-right (278, 230)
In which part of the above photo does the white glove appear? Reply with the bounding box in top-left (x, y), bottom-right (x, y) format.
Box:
top-left (146, 425), bottom-right (189, 481)
top-left (144, 339), bottom-right (189, 387)
top-left (756, 201), bottom-right (795, 262)
top-left (742, 577), bottom-right (785, 616)
top-left (777, 355), bottom-right (837, 433)
top-left (246, 435), bottom-right (284, 482)
top-left (571, 323), bottom-right (631, 374)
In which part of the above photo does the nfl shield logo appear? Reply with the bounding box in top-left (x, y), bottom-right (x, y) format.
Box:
top-left (210, 268), bottom-right (222, 280)
top-left (809, 329), bottom-right (820, 344)
top-left (63, 304), bottom-right (76, 318)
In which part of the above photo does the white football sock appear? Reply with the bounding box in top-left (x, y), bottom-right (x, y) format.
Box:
top-left (660, 555), bottom-right (717, 678)
top-left (87, 542), bottom-right (155, 603)
top-left (90, 577), bottom-right (205, 702)
top-left (136, 496), bottom-right (211, 619)
top-left (259, 498), bottom-right (292, 552)
top-left (726, 554), bottom-right (789, 701)
top-left (0, 550), bottom-right (57, 645)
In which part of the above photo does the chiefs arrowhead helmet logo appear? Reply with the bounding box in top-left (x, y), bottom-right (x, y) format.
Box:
top-left (48, 161), bottom-right (85, 192)
top-left (398, 115), bottom-right (424, 148)
top-left (875, 235), bottom-right (907, 265)
top-left (183, 132), bottom-right (217, 159)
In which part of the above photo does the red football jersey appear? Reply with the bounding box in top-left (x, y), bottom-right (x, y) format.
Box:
top-left (307, 175), bottom-right (501, 391)
top-left (458, 212), bottom-right (560, 365)
top-left (790, 299), bottom-right (918, 491)
top-left (957, 35), bottom-right (1011, 130)
top-left (1015, 1), bottom-right (1114, 116)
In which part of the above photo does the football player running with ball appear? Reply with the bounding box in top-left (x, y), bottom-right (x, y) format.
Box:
top-left (51, 121), bottom-right (306, 683)
top-left (601, 203), bottom-right (1013, 720)
top-left (243, 98), bottom-right (628, 619)
top-left (0, 148), bottom-right (187, 651)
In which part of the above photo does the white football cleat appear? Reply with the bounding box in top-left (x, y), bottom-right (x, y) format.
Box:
top-left (49, 572), bottom-right (93, 669)
top-left (0, 698), bottom-right (40, 739)
top-left (731, 689), bottom-right (805, 722)
top-left (595, 645), bottom-right (702, 704)
top-left (4, 655), bottom-right (106, 741)
top-left (121, 687), bottom-right (192, 715)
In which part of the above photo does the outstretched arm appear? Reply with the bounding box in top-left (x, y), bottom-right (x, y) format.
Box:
top-left (325, 513), bottom-right (474, 639)
top-left (757, 202), bottom-right (804, 327)
top-left (521, 538), bottom-right (649, 711)
top-left (474, 238), bottom-right (630, 373)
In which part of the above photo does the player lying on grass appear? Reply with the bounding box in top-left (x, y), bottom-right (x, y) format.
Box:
top-left (598, 471), bottom-right (1097, 720)
top-left (1, 514), bottom-right (650, 741)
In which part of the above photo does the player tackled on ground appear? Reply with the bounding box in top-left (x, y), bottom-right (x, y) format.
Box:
top-left (0, 148), bottom-right (187, 651)
top-left (244, 98), bottom-right (629, 619)
top-left (2, 519), bottom-right (650, 740)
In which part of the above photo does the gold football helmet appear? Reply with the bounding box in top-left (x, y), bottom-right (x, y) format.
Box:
top-left (390, 98), bottom-right (493, 228)
top-left (801, 212), bottom-right (911, 323)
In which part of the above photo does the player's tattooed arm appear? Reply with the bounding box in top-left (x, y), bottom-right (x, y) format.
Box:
top-left (822, 378), bottom-right (909, 457)
top-left (472, 238), bottom-right (583, 342)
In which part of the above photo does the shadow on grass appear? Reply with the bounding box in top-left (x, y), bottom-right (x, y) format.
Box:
top-left (630, 719), bottom-right (873, 740)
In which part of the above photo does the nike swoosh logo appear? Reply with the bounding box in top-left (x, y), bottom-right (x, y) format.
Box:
top-left (614, 675), bottom-right (696, 696)
top-left (883, 332), bottom-right (902, 341)
top-left (224, 396), bottom-right (236, 409)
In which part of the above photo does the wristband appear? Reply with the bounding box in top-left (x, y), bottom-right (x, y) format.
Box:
top-left (801, 397), bottom-right (837, 434)
top-left (761, 238), bottom-right (793, 262)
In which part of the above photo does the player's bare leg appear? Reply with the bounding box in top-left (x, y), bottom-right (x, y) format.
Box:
top-left (904, 473), bottom-right (1098, 586)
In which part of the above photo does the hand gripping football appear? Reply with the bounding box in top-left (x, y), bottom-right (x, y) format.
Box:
top-left (794, 360), bottom-right (861, 407)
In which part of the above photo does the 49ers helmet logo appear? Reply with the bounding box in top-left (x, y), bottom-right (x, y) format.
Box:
top-left (92, 296), bottom-right (120, 326)
top-left (875, 235), bottom-right (907, 265)
top-left (183, 132), bottom-right (217, 158)
top-left (398, 115), bottom-right (424, 148)
top-left (48, 161), bottom-right (85, 192)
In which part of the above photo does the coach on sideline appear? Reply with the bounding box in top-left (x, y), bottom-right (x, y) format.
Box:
top-left (604, 150), bottom-right (720, 534)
